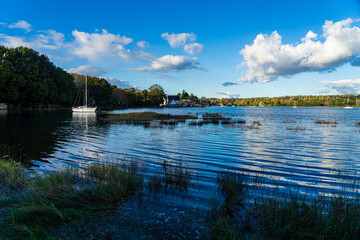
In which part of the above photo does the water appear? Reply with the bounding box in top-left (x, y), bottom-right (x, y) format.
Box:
top-left (1, 107), bottom-right (360, 206)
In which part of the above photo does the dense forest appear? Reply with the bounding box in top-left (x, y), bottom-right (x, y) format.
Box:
top-left (0, 46), bottom-right (166, 109)
top-left (1, 45), bottom-right (360, 109)
top-left (212, 95), bottom-right (360, 107)
top-left (0, 46), bottom-right (76, 107)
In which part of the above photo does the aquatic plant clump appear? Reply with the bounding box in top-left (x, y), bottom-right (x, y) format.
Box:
top-left (101, 111), bottom-right (198, 122)
top-left (315, 120), bottom-right (338, 124)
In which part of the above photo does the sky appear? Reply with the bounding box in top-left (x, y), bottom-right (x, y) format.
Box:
top-left (2, 0), bottom-right (360, 98)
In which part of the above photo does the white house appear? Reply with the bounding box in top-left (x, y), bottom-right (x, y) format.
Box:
top-left (164, 95), bottom-right (181, 107)
top-left (0, 103), bottom-right (7, 110)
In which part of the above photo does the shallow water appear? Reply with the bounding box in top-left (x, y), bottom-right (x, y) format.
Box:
top-left (1, 107), bottom-right (360, 206)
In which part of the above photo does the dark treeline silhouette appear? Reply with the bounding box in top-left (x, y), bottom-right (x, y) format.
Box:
top-left (0, 46), bottom-right (167, 109)
top-left (0, 46), bottom-right (76, 108)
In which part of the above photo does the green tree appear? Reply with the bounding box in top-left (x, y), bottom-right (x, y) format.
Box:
top-left (148, 84), bottom-right (166, 106)
top-left (0, 46), bottom-right (76, 107)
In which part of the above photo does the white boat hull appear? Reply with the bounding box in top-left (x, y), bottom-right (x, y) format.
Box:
top-left (344, 107), bottom-right (353, 109)
top-left (72, 107), bottom-right (97, 113)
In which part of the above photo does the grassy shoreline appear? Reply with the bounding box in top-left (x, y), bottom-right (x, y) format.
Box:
top-left (2, 159), bottom-right (360, 239)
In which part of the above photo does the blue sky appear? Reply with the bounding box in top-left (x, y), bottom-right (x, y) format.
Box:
top-left (2, 0), bottom-right (360, 98)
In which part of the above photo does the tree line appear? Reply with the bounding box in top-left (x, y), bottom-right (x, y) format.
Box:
top-left (2, 45), bottom-right (360, 109)
top-left (0, 46), bottom-right (76, 108)
top-left (214, 95), bottom-right (360, 107)
top-left (0, 46), bottom-right (167, 109)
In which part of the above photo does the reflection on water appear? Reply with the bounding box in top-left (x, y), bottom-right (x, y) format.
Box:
top-left (0, 110), bottom-right (73, 165)
top-left (1, 107), bottom-right (360, 204)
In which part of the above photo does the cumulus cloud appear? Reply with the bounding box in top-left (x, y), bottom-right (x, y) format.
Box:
top-left (222, 81), bottom-right (238, 87)
top-left (321, 79), bottom-right (360, 94)
top-left (67, 65), bottom-right (107, 76)
top-left (8, 20), bottom-right (32, 32)
top-left (128, 55), bottom-right (204, 72)
top-left (72, 29), bottom-right (133, 60)
top-left (215, 92), bottom-right (241, 98)
top-left (161, 33), bottom-right (196, 48)
top-left (0, 29), bottom-right (65, 50)
top-left (161, 32), bottom-right (203, 55)
top-left (105, 77), bottom-right (135, 89)
top-left (136, 41), bottom-right (148, 48)
top-left (184, 43), bottom-right (203, 55)
top-left (0, 35), bottom-right (30, 48)
top-left (239, 18), bottom-right (360, 83)
top-left (71, 29), bottom-right (155, 61)
top-left (34, 30), bottom-right (65, 49)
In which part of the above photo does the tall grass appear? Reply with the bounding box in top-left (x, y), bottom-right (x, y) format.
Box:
top-left (0, 160), bottom-right (29, 190)
top-left (209, 171), bottom-right (360, 240)
top-left (147, 160), bottom-right (192, 193)
top-left (0, 159), bottom-right (144, 239)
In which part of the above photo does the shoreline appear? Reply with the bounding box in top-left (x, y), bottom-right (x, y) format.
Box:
top-left (2, 159), bottom-right (360, 239)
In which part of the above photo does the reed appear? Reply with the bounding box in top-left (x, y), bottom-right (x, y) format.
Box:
top-left (209, 171), bottom-right (360, 240)
top-left (0, 159), bottom-right (144, 239)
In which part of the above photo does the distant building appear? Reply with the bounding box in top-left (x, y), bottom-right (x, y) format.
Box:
top-left (0, 103), bottom-right (7, 110)
top-left (164, 95), bottom-right (181, 107)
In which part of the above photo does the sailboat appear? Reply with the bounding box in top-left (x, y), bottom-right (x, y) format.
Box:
top-left (72, 75), bottom-right (97, 113)
top-left (344, 97), bottom-right (353, 109)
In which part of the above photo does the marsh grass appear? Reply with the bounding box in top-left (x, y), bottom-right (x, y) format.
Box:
top-left (208, 172), bottom-right (246, 240)
top-left (286, 127), bottom-right (307, 131)
top-left (283, 118), bottom-right (297, 123)
top-left (147, 160), bottom-right (192, 193)
top-left (101, 111), bottom-right (197, 122)
top-left (202, 113), bottom-right (230, 120)
top-left (0, 160), bottom-right (29, 190)
top-left (189, 118), bottom-right (246, 126)
top-left (162, 160), bottom-right (192, 191)
top-left (0, 159), bottom-right (144, 239)
top-left (315, 120), bottom-right (338, 125)
top-left (208, 198), bottom-right (238, 240)
top-left (209, 171), bottom-right (360, 240)
top-left (250, 195), bottom-right (360, 240)
top-left (252, 121), bottom-right (262, 126)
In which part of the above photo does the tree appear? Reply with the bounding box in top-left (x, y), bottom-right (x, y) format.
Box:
top-left (148, 84), bottom-right (166, 105)
top-left (111, 88), bottom-right (128, 107)
top-left (0, 46), bottom-right (76, 107)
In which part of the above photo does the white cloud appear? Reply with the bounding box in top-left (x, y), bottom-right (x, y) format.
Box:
top-left (67, 65), bottom-right (107, 76)
top-left (105, 77), bottom-right (135, 89)
top-left (0, 35), bottom-right (31, 48)
top-left (72, 29), bottom-right (133, 59)
top-left (136, 41), bottom-right (148, 48)
top-left (8, 20), bottom-right (32, 32)
top-left (184, 43), bottom-right (203, 55)
top-left (33, 30), bottom-right (65, 49)
top-left (161, 32), bottom-right (203, 55)
top-left (239, 18), bottom-right (360, 83)
top-left (128, 55), bottom-right (204, 72)
top-left (215, 92), bottom-right (241, 98)
top-left (0, 30), bottom-right (65, 50)
top-left (321, 79), bottom-right (360, 94)
top-left (161, 33), bottom-right (196, 48)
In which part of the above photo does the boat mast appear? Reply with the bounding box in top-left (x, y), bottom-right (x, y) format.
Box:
top-left (85, 75), bottom-right (88, 108)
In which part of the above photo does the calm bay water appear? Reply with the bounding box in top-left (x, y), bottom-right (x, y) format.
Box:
top-left (1, 107), bottom-right (360, 206)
